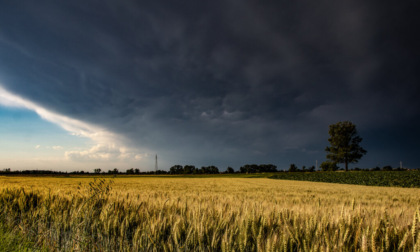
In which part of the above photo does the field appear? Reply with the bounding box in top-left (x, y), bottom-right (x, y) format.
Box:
top-left (0, 175), bottom-right (419, 251)
top-left (270, 170), bottom-right (420, 188)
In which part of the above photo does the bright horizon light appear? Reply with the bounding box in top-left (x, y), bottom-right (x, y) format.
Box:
top-left (0, 85), bottom-right (149, 171)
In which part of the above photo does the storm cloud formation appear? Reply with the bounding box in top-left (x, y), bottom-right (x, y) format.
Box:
top-left (0, 1), bottom-right (419, 169)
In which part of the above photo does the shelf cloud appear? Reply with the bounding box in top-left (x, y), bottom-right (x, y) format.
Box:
top-left (0, 1), bottom-right (419, 169)
top-left (0, 85), bottom-right (144, 163)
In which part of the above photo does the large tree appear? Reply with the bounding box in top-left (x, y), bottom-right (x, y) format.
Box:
top-left (325, 121), bottom-right (367, 171)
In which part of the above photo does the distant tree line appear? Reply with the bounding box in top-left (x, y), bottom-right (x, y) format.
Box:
top-left (0, 168), bottom-right (168, 175)
top-left (0, 169), bottom-right (67, 175)
top-left (287, 164), bottom-right (316, 172)
top-left (0, 164), bottom-right (414, 176)
top-left (167, 164), bottom-right (280, 174)
top-left (239, 164), bottom-right (277, 173)
top-left (169, 165), bottom-right (220, 174)
top-left (93, 168), bottom-right (168, 175)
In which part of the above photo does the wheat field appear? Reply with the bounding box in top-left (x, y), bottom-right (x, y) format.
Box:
top-left (0, 175), bottom-right (419, 251)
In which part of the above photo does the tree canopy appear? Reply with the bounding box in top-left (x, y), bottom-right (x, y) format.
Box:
top-left (325, 121), bottom-right (367, 171)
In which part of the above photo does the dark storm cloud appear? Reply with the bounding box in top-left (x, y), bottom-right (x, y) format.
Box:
top-left (0, 0), bottom-right (419, 169)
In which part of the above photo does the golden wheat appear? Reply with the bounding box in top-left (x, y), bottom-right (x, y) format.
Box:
top-left (0, 175), bottom-right (419, 251)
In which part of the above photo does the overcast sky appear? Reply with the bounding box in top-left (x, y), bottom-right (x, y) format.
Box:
top-left (0, 1), bottom-right (419, 171)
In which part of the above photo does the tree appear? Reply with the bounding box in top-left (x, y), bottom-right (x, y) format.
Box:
top-left (200, 166), bottom-right (219, 174)
top-left (325, 121), bottom-right (367, 171)
top-left (94, 168), bottom-right (101, 174)
top-left (382, 165), bottom-right (393, 171)
top-left (288, 164), bottom-right (298, 172)
top-left (169, 165), bottom-right (183, 174)
top-left (184, 165), bottom-right (196, 174)
top-left (259, 164), bottom-right (277, 172)
top-left (226, 167), bottom-right (235, 173)
top-left (320, 161), bottom-right (339, 171)
top-left (308, 166), bottom-right (315, 172)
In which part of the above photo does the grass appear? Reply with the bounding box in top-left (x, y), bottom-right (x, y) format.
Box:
top-left (0, 175), bottom-right (419, 251)
top-left (0, 222), bottom-right (43, 251)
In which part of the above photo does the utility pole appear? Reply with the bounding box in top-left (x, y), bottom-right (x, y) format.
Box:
top-left (155, 154), bottom-right (158, 173)
top-left (400, 161), bottom-right (402, 169)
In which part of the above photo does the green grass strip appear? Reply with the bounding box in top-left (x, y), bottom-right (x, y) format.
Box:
top-left (0, 222), bottom-right (45, 252)
top-left (269, 170), bottom-right (420, 187)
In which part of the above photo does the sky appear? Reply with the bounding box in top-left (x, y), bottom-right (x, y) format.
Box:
top-left (0, 1), bottom-right (419, 172)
